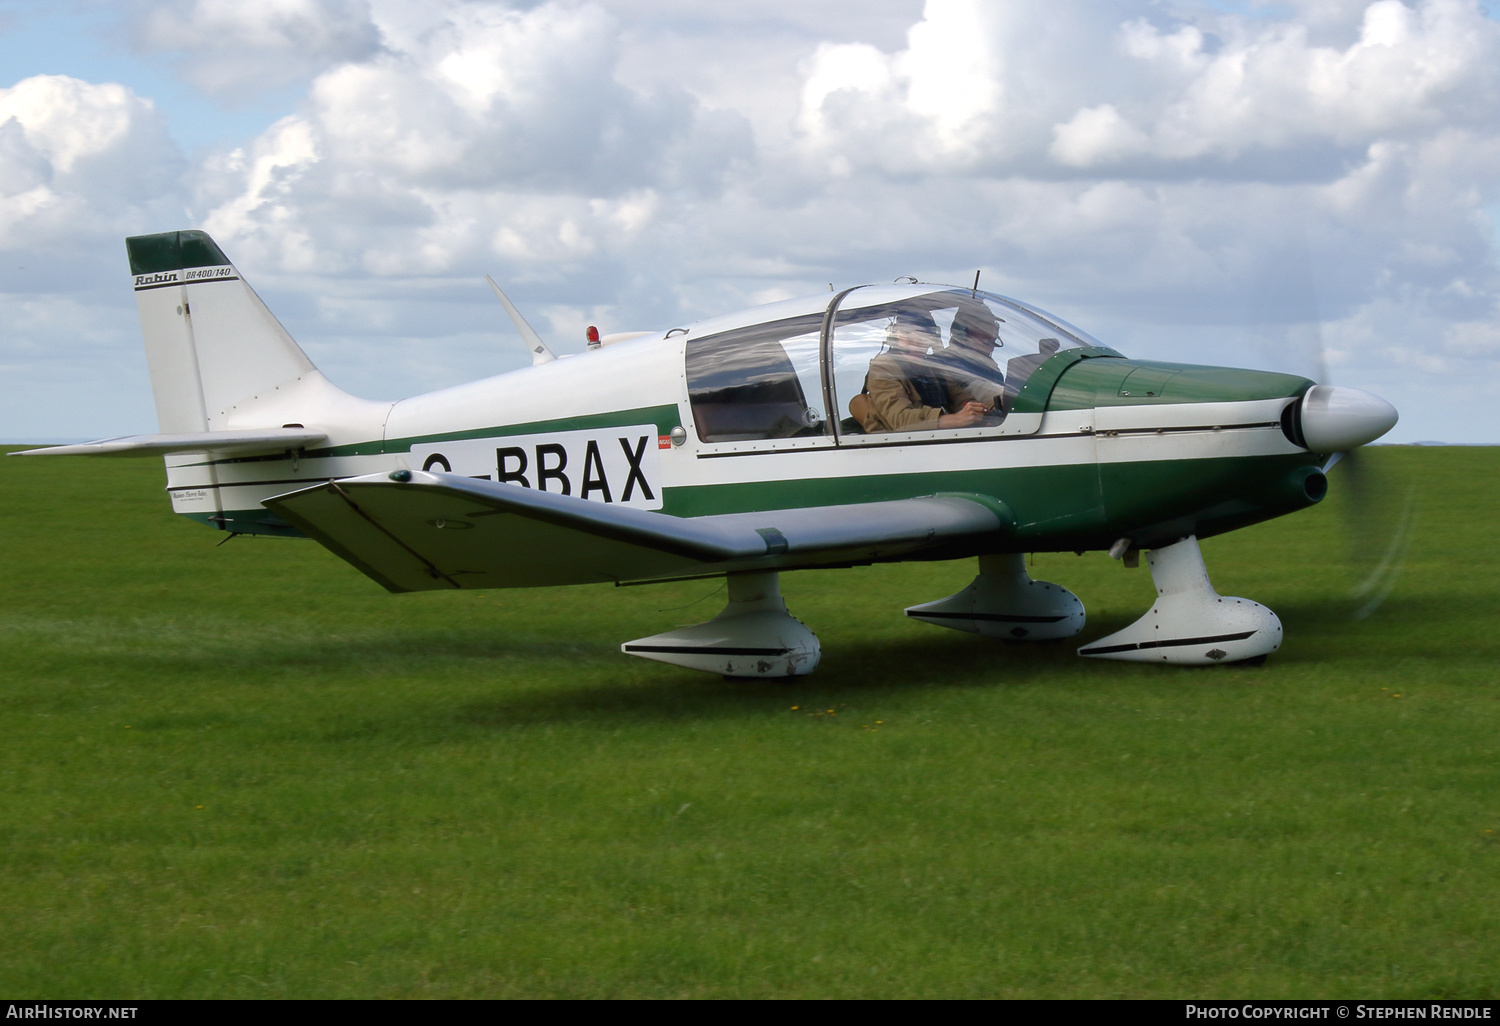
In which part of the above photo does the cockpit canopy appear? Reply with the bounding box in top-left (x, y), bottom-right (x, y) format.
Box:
top-left (685, 284), bottom-right (1106, 443)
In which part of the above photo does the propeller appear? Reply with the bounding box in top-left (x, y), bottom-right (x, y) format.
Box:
top-left (1245, 232), bottom-right (1410, 620)
top-left (1287, 385), bottom-right (1410, 619)
top-left (1339, 444), bottom-right (1417, 621)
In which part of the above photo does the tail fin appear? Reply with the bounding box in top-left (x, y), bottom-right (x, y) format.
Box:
top-left (128, 230), bottom-right (319, 433)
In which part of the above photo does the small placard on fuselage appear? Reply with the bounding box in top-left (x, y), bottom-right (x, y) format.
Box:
top-left (409, 425), bottom-right (664, 510)
top-left (170, 488), bottom-right (216, 513)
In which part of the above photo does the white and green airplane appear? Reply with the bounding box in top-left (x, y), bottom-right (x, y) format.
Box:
top-left (14, 229), bottom-right (1398, 677)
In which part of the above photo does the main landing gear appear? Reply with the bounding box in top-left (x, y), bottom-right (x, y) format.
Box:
top-left (1077, 534), bottom-right (1281, 665)
top-left (620, 536), bottom-right (1278, 678)
top-left (621, 571), bottom-right (820, 679)
top-left (905, 552), bottom-right (1086, 640)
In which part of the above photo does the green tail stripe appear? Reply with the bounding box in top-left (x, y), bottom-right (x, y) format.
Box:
top-left (126, 230), bottom-right (231, 276)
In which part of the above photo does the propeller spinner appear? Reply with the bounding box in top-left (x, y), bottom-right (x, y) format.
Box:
top-left (1297, 385), bottom-right (1399, 453)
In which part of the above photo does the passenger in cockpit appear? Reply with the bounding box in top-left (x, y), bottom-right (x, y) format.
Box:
top-left (857, 309), bottom-right (988, 433)
top-left (931, 303), bottom-right (1006, 417)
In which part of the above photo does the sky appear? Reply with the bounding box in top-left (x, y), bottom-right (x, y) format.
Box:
top-left (3, 0), bottom-right (1499, 443)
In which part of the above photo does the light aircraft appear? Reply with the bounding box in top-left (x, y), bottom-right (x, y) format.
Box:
top-left (14, 229), bottom-right (1399, 678)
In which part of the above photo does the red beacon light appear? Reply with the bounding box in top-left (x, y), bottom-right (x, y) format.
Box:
top-left (586, 325), bottom-right (600, 349)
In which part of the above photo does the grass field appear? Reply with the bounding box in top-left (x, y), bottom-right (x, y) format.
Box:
top-left (1, 445), bottom-right (1497, 998)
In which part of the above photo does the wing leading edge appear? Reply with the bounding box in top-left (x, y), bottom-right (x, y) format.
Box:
top-left (264, 471), bottom-right (1012, 592)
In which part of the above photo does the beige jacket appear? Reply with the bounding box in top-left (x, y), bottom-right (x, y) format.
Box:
top-left (856, 352), bottom-right (983, 433)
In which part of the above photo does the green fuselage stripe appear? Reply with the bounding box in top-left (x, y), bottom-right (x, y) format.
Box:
top-left (665, 451), bottom-right (1317, 551)
top-left (181, 404), bottom-right (685, 467)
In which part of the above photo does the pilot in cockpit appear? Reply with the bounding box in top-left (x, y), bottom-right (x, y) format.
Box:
top-left (856, 309), bottom-right (989, 433)
top-left (931, 303), bottom-right (1007, 415)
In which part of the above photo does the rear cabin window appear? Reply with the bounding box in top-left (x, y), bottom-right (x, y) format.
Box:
top-left (685, 314), bottom-right (830, 443)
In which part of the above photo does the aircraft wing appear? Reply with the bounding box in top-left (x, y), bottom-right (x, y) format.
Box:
top-left (264, 470), bottom-right (1011, 592)
top-left (9, 428), bottom-right (328, 457)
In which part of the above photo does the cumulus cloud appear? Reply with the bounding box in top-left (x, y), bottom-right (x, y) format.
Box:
top-left (129, 0), bottom-right (384, 98)
top-left (795, 0), bottom-right (1051, 174)
top-left (788, 0), bottom-right (1500, 184)
top-left (1050, 105), bottom-right (1152, 168)
top-left (190, 1), bottom-right (750, 285)
top-left (1101, 0), bottom-right (1500, 166)
top-left (0, 75), bottom-right (182, 251)
top-left (307, 4), bottom-right (693, 190)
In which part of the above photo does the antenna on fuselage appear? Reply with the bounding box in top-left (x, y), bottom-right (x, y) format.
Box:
top-left (972, 270), bottom-right (981, 297)
top-left (486, 275), bottom-right (556, 365)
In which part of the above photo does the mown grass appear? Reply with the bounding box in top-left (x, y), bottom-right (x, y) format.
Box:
top-left (0, 445), bottom-right (1496, 998)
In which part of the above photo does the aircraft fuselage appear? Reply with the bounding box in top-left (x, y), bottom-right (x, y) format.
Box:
top-left (165, 327), bottom-right (1324, 577)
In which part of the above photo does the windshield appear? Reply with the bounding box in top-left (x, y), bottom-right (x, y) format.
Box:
top-left (830, 286), bottom-right (1093, 434)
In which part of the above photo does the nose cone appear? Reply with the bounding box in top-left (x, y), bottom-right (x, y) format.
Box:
top-left (1299, 385), bottom-right (1398, 452)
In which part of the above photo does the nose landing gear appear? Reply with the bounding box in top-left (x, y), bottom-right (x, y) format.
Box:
top-left (1078, 535), bottom-right (1281, 665)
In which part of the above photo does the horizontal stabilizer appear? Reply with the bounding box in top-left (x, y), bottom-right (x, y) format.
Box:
top-left (10, 428), bottom-right (328, 458)
top-left (263, 471), bottom-right (1007, 592)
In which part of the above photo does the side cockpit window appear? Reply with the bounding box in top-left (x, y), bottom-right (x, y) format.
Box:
top-left (685, 315), bottom-right (829, 443)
